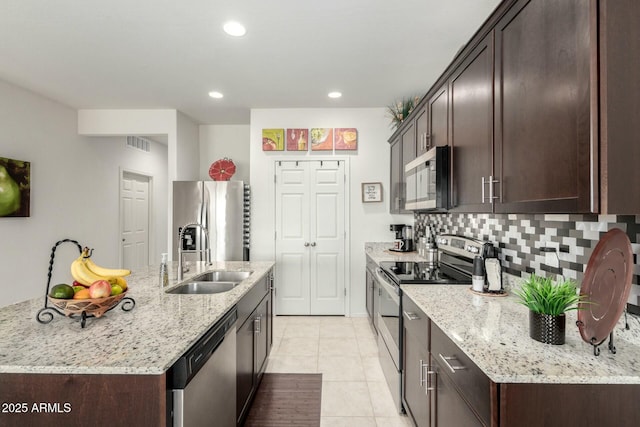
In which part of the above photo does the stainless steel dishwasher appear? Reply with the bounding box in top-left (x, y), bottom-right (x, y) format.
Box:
top-left (168, 308), bottom-right (237, 427)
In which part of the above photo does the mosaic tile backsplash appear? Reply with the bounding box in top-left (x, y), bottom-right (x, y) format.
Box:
top-left (414, 213), bottom-right (640, 309)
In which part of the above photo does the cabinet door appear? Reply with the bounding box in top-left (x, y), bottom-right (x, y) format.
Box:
top-left (403, 325), bottom-right (430, 427)
top-left (255, 296), bottom-right (270, 378)
top-left (389, 137), bottom-right (406, 213)
top-left (402, 121), bottom-right (417, 165)
top-left (236, 316), bottom-right (255, 424)
top-left (415, 105), bottom-right (429, 156)
top-left (494, 0), bottom-right (593, 213)
top-left (432, 356), bottom-right (484, 427)
top-left (365, 268), bottom-right (374, 322)
top-left (372, 274), bottom-right (380, 333)
top-left (449, 34), bottom-right (494, 213)
top-left (429, 85), bottom-right (449, 148)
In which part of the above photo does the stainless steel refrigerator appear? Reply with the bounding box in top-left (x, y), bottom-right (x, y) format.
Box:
top-left (172, 181), bottom-right (250, 262)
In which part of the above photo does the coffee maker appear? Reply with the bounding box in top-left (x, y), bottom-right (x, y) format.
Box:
top-left (389, 224), bottom-right (414, 252)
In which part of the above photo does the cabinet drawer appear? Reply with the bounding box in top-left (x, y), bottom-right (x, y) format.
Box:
top-left (431, 322), bottom-right (490, 426)
top-left (237, 273), bottom-right (269, 328)
top-left (402, 294), bottom-right (429, 350)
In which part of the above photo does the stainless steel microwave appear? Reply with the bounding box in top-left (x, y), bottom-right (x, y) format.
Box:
top-left (404, 145), bottom-right (449, 210)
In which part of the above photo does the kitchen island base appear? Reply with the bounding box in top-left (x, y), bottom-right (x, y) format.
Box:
top-left (0, 373), bottom-right (165, 427)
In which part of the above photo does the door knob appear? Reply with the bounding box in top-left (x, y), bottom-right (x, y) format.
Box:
top-left (310, 242), bottom-right (316, 247)
top-left (304, 242), bottom-right (310, 247)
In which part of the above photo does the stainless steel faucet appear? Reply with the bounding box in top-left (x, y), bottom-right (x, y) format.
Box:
top-left (178, 223), bottom-right (211, 281)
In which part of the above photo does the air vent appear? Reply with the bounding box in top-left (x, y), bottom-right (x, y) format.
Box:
top-left (126, 136), bottom-right (151, 152)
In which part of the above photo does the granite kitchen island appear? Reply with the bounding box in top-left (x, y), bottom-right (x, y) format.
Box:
top-left (0, 260), bottom-right (274, 426)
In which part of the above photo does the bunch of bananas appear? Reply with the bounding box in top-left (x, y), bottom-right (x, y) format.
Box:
top-left (71, 247), bottom-right (131, 289)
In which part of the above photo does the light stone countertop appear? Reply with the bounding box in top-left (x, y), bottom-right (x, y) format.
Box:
top-left (402, 285), bottom-right (640, 385)
top-left (365, 242), bottom-right (427, 264)
top-left (364, 242), bottom-right (640, 385)
top-left (0, 260), bottom-right (274, 375)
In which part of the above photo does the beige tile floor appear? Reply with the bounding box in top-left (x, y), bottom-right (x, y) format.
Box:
top-left (266, 316), bottom-right (413, 427)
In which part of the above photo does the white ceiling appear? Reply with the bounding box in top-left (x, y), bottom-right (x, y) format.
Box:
top-left (0, 0), bottom-right (501, 125)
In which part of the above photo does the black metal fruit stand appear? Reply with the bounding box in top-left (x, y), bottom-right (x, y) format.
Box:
top-left (36, 238), bottom-right (135, 328)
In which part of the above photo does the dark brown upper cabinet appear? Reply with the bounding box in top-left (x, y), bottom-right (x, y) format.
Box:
top-left (414, 104), bottom-right (429, 157)
top-left (428, 85), bottom-right (449, 149)
top-left (390, 136), bottom-right (409, 214)
top-left (599, 0), bottom-right (640, 213)
top-left (493, 0), bottom-right (595, 213)
top-left (449, 35), bottom-right (495, 213)
top-left (389, 0), bottom-right (640, 214)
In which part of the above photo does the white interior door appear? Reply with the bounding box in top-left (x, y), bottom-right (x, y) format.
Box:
top-left (309, 161), bottom-right (345, 315)
top-left (120, 171), bottom-right (150, 270)
top-left (275, 160), bottom-right (345, 315)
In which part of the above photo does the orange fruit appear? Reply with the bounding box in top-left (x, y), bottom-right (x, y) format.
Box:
top-left (73, 288), bottom-right (91, 299)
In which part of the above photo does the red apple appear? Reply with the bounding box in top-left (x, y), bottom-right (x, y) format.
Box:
top-left (89, 280), bottom-right (112, 298)
top-left (73, 280), bottom-right (89, 288)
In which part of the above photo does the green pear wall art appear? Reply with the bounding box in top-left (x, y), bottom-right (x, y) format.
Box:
top-left (0, 157), bottom-right (30, 217)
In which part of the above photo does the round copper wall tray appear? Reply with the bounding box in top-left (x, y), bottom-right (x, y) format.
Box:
top-left (577, 228), bottom-right (633, 352)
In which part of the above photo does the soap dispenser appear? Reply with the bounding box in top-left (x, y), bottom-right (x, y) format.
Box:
top-left (159, 253), bottom-right (169, 287)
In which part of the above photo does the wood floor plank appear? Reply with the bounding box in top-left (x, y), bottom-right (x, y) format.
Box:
top-left (243, 373), bottom-right (322, 427)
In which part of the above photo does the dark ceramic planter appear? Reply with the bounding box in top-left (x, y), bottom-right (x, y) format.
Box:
top-left (529, 311), bottom-right (566, 345)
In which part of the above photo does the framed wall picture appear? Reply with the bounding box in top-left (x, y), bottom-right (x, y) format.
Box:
top-left (286, 128), bottom-right (308, 151)
top-left (0, 156), bottom-right (30, 217)
top-left (262, 129), bottom-right (285, 151)
top-left (334, 128), bottom-right (357, 150)
top-left (361, 182), bottom-right (382, 203)
top-left (310, 128), bottom-right (333, 151)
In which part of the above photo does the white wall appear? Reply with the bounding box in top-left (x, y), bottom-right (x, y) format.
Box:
top-left (0, 80), bottom-right (168, 307)
top-left (250, 108), bottom-right (412, 316)
top-left (78, 108), bottom-right (201, 258)
top-left (176, 111), bottom-right (200, 181)
top-left (199, 125), bottom-right (250, 182)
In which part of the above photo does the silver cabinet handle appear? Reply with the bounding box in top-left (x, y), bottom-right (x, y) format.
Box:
top-left (481, 176), bottom-right (486, 203)
top-left (419, 359), bottom-right (429, 388)
top-left (426, 370), bottom-right (436, 392)
top-left (310, 242), bottom-right (316, 247)
top-left (439, 353), bottom-right (466, 374)
top-left (403, 311), bottom-right (420, 321)
top-left (489, 175), bottom-right (499, 201)
top-left (254, 316), bottom-right (261, 334)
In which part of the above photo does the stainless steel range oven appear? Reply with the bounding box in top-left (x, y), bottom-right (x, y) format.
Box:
top-left (376, 234), bottom-right (498, 413)
top-left (375, 266), bottom-right (403, 411)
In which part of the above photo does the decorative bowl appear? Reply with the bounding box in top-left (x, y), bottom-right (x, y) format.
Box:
top-left (48, 290), bottom-right (128, 318)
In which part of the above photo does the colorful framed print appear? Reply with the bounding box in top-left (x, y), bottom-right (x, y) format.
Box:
top-left (361, 182), bottom-right (382, 203)
top-left (286, 129), bottom-right (309, 151)
top-left (335, 128), bottom-right (358, 150)
top-left (310, 128), bottom-right (333, 151)
top-left (262, 129), bottom-right (285, 151)
top-left (0, 156), bottom-right (30, 217)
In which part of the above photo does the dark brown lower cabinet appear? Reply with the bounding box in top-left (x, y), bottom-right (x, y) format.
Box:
top-left (499, 383), bottom-right (640, 427)
top-left (0, 373), bottom-right (165, 427)
top-left (432, 355), bottom-right (484, 427)
top-left (236, 271), bottom-right (273, 426)
top-left (402, 294), bottom-right (430, 427)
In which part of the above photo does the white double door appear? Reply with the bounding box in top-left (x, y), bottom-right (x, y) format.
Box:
top-left (275, 160), bottom-right (346, 315)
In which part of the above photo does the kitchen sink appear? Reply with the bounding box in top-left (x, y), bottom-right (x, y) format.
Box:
top-left (166, 270), bottom-right (253, 294)
top-left (192, 270), bottom-right (253, 282)
top-left (167, 281), bottom-right (240, 295)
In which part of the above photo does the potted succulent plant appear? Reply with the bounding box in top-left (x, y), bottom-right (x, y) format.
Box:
top-left (513, 274), bottom-right (587, 345)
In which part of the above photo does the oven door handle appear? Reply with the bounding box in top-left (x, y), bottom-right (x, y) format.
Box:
top-left (376, 268), bottom-right (400, 303)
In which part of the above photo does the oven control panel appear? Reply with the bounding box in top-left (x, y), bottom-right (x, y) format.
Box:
top-left (437, 235), bottom-right (493, 260)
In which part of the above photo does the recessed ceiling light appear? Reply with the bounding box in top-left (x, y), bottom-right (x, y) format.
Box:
top-left (208, 91), bottom-right (224, 99)
top-left (328, 91), bottom-right (342, 99)
top-left (223, 21), bottom-right (246, 37)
